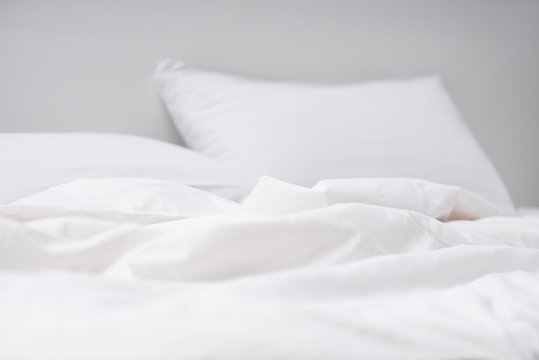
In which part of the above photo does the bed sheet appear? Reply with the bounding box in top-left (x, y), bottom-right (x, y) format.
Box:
top-left (0, 177), bottom-right (538, 359)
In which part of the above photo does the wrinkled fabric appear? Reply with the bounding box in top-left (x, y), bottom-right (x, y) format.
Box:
top-left (0, 177), bottom-right (538, 360)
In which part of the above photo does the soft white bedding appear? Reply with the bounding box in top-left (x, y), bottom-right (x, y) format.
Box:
top-left (155, 60), bottom-right (515, 212)
top-left (1, 177), bottom-right (538, 359)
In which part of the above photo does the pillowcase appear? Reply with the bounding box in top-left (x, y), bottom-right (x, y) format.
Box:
top-left (0, 133), bottom-right (242, 204)
top-left (154, 59), bottom-right (514, 212)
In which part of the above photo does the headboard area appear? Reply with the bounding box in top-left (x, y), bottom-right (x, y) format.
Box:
top-left (0, 0), bottom-right (538, 205)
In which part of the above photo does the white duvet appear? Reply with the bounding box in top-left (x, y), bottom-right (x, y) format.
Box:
top-left (1, 177), bottom-right (538, 359)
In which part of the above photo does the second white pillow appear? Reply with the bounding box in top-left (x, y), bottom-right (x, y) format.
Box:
top-left (155, 59), bottom-right (513, 212)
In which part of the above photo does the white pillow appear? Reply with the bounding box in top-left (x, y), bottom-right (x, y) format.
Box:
top-left (155, 59), bottom-right (514, 212)
top-left (0, 133), bottom-right (242, 204)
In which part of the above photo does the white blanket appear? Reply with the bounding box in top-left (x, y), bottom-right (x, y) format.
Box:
top-left (1, 177), bottom-right (538, 359)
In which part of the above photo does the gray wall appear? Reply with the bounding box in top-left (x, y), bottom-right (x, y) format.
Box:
top-left (0, 0), bottom-right (538, 206)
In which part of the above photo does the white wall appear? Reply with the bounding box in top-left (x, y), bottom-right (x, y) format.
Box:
top-left (0, 0), bottom-right (538, 205)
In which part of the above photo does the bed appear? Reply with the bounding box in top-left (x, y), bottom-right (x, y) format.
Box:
top-left (1, 2), bottom-right (539, 359)
top-left (2, 174), bottom-right (539, 359)
top-left (1, 58), bottom-right (539, 359)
